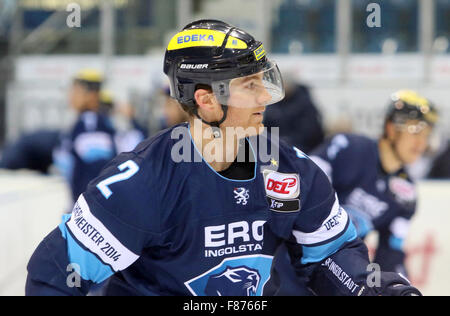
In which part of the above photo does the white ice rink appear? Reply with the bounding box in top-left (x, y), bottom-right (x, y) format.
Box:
top-left (0, 171), bottom-right (449, 296)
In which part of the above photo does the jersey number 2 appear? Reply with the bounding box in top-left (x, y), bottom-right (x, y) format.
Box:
top-left (96, 160), bottom-right (139, 199)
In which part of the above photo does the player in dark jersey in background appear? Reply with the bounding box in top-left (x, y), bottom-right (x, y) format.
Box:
top-left (26, 20), bottom-right (420, 296)
top-left (310, 90), bottom-right (438, 277)
top-left (53, 69), bottom-right (117, 203)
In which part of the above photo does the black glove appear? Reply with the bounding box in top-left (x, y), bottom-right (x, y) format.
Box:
top-left (380, 272), bottom-right (422, 296)
top-left (384, 283), bottom-right (422, 296)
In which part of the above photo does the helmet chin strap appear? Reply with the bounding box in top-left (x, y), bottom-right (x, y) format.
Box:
top-left (193, 104), bottom-right (229, 138)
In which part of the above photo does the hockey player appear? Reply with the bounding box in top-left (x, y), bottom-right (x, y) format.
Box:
top-left (310, 90), bottom-right (438, 277)
top-left (53, 69), bottom-right (116, 202)
top-left (26, 20), bottom-right (420, 296)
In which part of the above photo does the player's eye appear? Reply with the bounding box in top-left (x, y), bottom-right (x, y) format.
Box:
top-left (245, 81), bottom-right (256, 90)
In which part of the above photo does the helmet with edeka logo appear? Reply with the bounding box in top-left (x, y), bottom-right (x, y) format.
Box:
top-left (163, 19), bottom-right (284, 115)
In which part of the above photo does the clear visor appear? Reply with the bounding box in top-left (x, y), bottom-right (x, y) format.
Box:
top-left (395, 120), bottom-right (433, 136)
top-left (211, 60), bottom-right (285, 108)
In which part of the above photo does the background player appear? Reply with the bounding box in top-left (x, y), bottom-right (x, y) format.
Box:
top-left (26, 20), bottom-right (420, 296)
top-left (310, 90), bottom-right (438, 276)
top-left (53, 69), bottom-right (117, 203)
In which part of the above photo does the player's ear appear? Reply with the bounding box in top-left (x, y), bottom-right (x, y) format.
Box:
top-left (385, 121), bottom-right (397, 141)
top-left (194, 88), bottom-right (219, 112)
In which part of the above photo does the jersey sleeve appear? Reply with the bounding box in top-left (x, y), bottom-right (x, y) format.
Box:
top-left (26, 151), bottom-right (160, 295)
top-left (309, 134), bottom-right (377, 238)
top-left (288, 155), bottom-right (358, 260)
top-left (283, 149), bottom-right (372, 295)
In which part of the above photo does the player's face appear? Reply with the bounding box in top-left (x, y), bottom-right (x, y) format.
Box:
top-left (392, 120), bottom-right (432, 164)
top-left (69, 82), bottom-right (89, 111)
top-left (222, 73), bottom-right (272, 136)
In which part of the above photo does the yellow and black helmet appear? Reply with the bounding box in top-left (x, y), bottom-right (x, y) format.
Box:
top-left (386, 90), bottom-right (438, 127)
top-left (73, 68), bottom-right (103, 91)
top-left (99, 89), bottom-right (114, 106)
top-left (163, 19), bottom-right (283, 109)
top-left (99, 89), bottom-right (114, 114)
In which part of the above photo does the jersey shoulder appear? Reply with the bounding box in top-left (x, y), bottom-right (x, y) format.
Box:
top-left (257, 130), bottom-right (324, 176)
top-left (263, 133), bottom-right (334, 210)
top-left (83, 125), bottom-right (183, 233)
top-left (265, 133), bottom-right (341, 236)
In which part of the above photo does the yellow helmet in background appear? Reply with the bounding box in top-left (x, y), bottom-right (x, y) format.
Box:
top-left (386, 90), bottom-right (439, 127)
top-left (73, 68), bottom-right (103, 91)
top-left (99, 89), bottom-right (114, 114)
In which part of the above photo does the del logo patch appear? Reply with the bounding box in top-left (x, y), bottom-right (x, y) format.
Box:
top-left (263, 170), bottom-right (300, 200)
top-left (184, 255), bottom-right (272, 296)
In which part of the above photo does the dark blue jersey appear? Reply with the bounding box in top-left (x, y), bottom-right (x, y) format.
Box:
top-left (27, 124), bottom-right (414, 296)
top-left (53, 111), bottom-right (116, 202)
top-left (310, 134), bottom-right (417, 274)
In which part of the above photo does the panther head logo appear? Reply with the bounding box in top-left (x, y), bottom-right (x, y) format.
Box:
top-left (204, 266), bottom-right (260, 296)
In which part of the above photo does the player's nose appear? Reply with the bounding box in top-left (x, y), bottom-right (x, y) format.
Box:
top-left (257, 86), bottom-right (272, 106)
